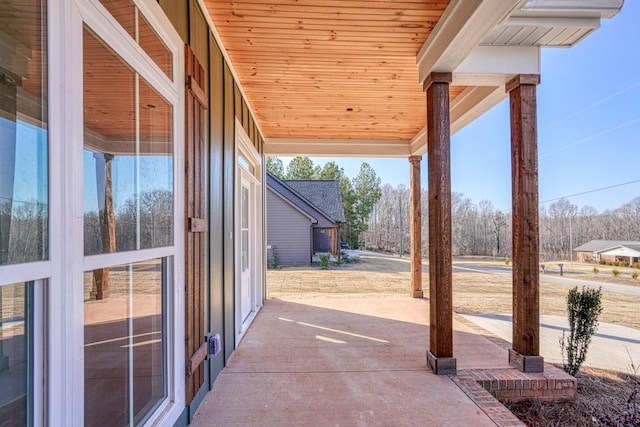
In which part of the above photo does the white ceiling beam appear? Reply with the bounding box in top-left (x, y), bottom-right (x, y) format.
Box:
top-left (263, 138), bottom-right (411, 158)
top-left (453, 46), bottom-right (540, 86)
top-left (416, 0), bottom-right (524, 84)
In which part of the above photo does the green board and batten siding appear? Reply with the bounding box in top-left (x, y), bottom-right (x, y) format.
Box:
top-left (157, 0), bottom-right (264, 422)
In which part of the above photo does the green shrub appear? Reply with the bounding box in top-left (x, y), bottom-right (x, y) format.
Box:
top-left (504, 257), bottom-right (510, 265)
top-left (633, 271), bottom-right (639, 280)
top-left (599, 260), bottom-right (606, 265)
top-left (270, 247), bottom-right (279, 269)
top-left (633, 262), bottom-right (640, 269)
top-left (621, 261), bottom-right (630, 268)
top-left (319, 253), bottom-right (330, 270)
top-left (592, 266), bottom-right (599, 275)
top-left (560, 286), bottom-right (603, 376)
top-left (612, 269), bottom-right (620, 277)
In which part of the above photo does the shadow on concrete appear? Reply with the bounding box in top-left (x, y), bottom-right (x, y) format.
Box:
top-left (191, 296), bottom-right (512, 427)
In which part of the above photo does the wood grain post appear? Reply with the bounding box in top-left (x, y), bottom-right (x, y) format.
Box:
top-left (425, 72), bottom-right (456, 375)
top-left (409, 155), bottom-right (423, 298)
top-left (507, 74), bottom-right (544, 373)
top-left (92, 153), bottom-right (115, 300)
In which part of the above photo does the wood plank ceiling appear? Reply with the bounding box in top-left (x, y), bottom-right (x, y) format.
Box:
top-left (204, 0), bottom-right (462, 144)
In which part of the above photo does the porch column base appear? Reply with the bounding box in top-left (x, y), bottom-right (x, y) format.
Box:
top-left (509, 349), bottom-right (544, 373)
top-left (427, 351), bottom-right (457, 375)
top-left (412, 290), bottom-right (424, 298)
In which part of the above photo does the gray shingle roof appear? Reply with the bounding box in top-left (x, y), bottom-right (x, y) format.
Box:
top-left (574, 240), bottom-right (640, 253)
top-left (283, 180), bottom-right (345, 223)
top-left (266, 172), bottom-right (344, 224)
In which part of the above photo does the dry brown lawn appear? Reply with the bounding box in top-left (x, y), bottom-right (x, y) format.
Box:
top-left (268, 253), bottom-right (640, 330)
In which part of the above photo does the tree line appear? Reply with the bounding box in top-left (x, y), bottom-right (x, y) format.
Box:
top-left (4, 165), bottom-right (637, 264)
top-left (365, 185), bottom-right (640, 261)
top-left (267, 156), bottom-right (382, 248)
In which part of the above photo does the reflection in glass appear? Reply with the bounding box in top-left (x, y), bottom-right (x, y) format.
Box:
top-left (99, 0), bottom-right (173, 79)
top-left (0, 283), bottom-right (31, 425)
top-left (84, 258), bottom-right (166, 427)
top-left (83, 27), bottom-right (173, 256)
top-left (0, 0), bottom-right (48, 265)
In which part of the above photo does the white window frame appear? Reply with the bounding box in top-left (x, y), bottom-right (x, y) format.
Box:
top-left (235, 119), bottom-right (264, 345)
top-left (46, 0), bottom-right (185, 425)
top-left (0, 0), bottom-right (57, 424)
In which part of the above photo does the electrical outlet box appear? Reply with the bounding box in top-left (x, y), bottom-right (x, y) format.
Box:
top-left (208, 333), bottom-right (221, 357)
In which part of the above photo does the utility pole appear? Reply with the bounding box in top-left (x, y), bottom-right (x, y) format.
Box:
top-left (569, 214), bottom-right (573, 271)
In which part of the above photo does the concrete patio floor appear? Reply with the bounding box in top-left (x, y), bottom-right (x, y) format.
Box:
top-left (191, 296), bottom-right (526, 427)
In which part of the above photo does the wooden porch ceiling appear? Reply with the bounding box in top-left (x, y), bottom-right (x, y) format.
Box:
top-left (204, 0), bottom-right (465, 150)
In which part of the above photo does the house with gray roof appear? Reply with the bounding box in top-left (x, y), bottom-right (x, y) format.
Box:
top-left (266, 172), bottom-right (344, 265)
top-left (574, 240), bottom-right (640, 264)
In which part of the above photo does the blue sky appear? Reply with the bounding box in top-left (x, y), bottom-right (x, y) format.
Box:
top-left (280, 2), bottom-right (639, 212)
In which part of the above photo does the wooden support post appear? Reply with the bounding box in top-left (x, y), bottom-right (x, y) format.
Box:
top-left (507, 74), bottom-right (544, 373)
top-left (92, 153), bottom-right (116, 300)
top-left (425, 72), bottom-right (456, 375)
top-left (409, 155), bottom-right (423, 298)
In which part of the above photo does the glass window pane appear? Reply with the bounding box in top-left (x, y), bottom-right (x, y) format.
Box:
top-left (98, 0), bottom-right (135, 37)
top-left (84, 258), bottom-right (166, 427)
top-left (0, 282), bottom-right (32, 425)
top-left (241, 186), bottom-right (249, 229)
top-left (99, 0), bottom-right (173, 79)
top-left (242, 230), bottom-right (249, 272)
top-left (237, 155), bottom-right (252, 173)
top-left (138, 12), bottom-right (173, 79)
top-left (83, 27), bottom-right (173, 256)
top-left (0, 0), bottom-right (48, 265)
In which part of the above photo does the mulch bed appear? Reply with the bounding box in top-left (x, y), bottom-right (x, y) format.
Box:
top-left (506, 366), bottom-right (639, 426)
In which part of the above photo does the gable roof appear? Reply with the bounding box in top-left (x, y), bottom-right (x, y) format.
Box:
top-left (574, 240), bottom-right (640, 253)
top-left (283, 180), bottom-right (345, 223)
top-left (266, 172), bottom-right (343, 225)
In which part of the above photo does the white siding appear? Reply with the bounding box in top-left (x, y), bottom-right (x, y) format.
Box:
top-left (267, 189), bottom-right (313, 265)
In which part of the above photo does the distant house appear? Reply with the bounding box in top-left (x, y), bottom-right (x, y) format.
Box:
top-left (266, 172), bottom-right (345, 265)
top-left (574, 240), bottom-right (640, 264)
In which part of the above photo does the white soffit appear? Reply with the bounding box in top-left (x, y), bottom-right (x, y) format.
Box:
top-left (483, 0), bottom-right (624, 48)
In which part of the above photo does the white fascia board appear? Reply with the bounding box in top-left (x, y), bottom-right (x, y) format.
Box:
top-left (417, 0), bottom-right (524, 83)
top-left (263, 138), bottom-right (411, 158)
top-left (453, 46), bottom-right (541, 85)
top-left (520, 0), bottom-right (624, 19)
top-left (503, 16), bottom-right (601, 28)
